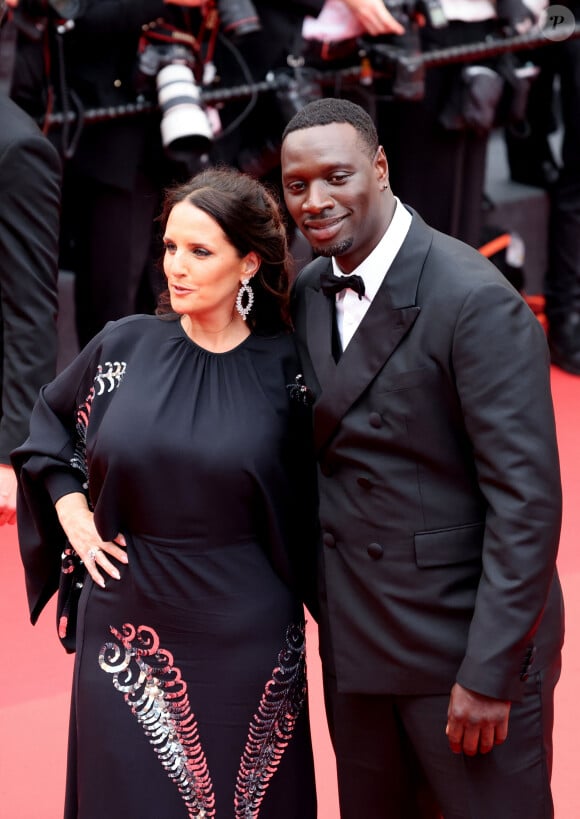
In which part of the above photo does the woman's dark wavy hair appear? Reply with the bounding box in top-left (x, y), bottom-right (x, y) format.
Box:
top-left (156, 165), bottom-right (292, 334)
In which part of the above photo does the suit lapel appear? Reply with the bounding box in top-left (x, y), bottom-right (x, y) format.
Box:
top-left (311, 211), bottom-right (431, 454)
top-left (304, 282), bottom-right (337, 391)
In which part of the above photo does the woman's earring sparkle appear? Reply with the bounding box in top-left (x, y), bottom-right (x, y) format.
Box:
top-left (236, 278), bottom-right (254, 321)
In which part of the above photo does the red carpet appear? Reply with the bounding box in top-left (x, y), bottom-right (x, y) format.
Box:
top-left (1, 366), bottom-right (578, 818)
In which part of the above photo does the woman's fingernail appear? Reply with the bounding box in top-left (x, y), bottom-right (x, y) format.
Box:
top-left (113, 569), bottom-right (120, 580)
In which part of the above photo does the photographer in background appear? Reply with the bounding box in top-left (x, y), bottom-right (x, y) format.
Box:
top-left (373, 0), bottom-right (543, 249)
top-left (297, 0), bottom-right (542, 250)
top-left (208, 0), bottom-right (406, 276)
top-left (200, 2), bottom-right (332, 203)
top-left (0, 0), bottom-right (60, 525)
top-left (544, 0), bottom-right (580, 375)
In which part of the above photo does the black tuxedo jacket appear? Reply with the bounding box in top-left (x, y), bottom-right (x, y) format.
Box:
top-left (0, 93), bottom-right (60, 463)
top-left (292, 208), bottom-right (564, 702)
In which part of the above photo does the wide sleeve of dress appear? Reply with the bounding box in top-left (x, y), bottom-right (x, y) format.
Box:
top-left (11, 324), bottom-right (115, 631)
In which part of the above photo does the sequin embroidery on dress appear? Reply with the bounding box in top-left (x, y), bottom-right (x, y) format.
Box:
top-left (70, 360), bottom-right (126, 485)
top-left (99, 623), bottom-right (216, 819)
top-left (234, 622), bottom-right (307, 819)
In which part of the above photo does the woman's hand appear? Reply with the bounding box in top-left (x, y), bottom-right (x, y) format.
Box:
top-left (55, 492), bottom-right (128, 588)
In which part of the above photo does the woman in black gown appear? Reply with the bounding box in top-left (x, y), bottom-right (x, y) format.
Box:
top-left (12, 167), bottom-right (319, 819)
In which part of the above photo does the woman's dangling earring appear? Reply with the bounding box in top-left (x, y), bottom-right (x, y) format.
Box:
top-left (236, 277), bottom-right (254, 321)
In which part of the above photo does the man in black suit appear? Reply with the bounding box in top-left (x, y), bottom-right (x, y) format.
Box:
top-left (280, 97), bottom-right (564, 818)
top-left (0, 13), bottom-right (60, 523)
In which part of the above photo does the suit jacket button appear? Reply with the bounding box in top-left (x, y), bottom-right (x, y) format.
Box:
top-left (367, 542), bottom-right (384, 559)
top-left (357, 476), bottom-right (372, 490)
top-left (369, 412), bottom-right (382, 428)
top-left (322, 532), bottom-right (336, 549)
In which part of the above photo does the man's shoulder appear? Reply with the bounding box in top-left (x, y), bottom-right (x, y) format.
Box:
top-left (0, 94), bottom-right (61, 173)
top-left (0, 94), bottom-right (43, 144)
top-left (425, 225), bottom-right (509, 287)
top-left (293, 256), bottom-right (329, 293)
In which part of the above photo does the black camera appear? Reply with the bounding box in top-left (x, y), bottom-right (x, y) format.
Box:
top-left (136, 23), bottom-right (213, 163)
top-left (385, 0), bottom-right (447, 28)
top-left (217, 0), bottom-right (261, 39)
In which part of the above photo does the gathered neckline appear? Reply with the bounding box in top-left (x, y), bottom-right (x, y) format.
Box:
top-left (177, 318), bottom-right (254, 356)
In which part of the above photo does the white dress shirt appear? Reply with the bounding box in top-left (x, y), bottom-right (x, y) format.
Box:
top-left (334, 197), bottom-right (412, 350)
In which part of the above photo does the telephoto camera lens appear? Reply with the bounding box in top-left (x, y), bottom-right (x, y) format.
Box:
top-left (156, 64), bottom-right (213, 161)
top-left (216, 0), bottom-right (261, 39)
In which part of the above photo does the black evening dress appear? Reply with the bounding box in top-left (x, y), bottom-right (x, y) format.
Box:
top-left (13, 315), bottom-right (318, 819)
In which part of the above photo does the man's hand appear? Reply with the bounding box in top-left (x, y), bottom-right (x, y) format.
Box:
top-left (446, 683), bottom-right (511, 755)
top-left (341, 0), bottom-right (406, 36)
top-left (0, 464), bottom-right (17, 526)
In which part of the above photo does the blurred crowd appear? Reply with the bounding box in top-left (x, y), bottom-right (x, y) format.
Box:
top-left (1, 0), bottom-right (579, 371)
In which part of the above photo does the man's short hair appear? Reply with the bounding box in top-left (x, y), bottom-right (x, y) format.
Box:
top-left (282, 97), bottom-right (379, 159)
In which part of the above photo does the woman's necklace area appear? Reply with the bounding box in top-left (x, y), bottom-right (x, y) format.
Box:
top-left (181, 313), bottom-right (249, 352)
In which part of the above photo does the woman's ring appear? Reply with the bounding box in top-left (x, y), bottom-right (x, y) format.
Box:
top-left (87, 547), bottom-right (101, 563)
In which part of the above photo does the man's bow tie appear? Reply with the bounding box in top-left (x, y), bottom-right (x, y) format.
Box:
top-left (319, 269), bottom-right (366, 300)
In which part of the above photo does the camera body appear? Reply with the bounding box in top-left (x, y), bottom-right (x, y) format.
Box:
top-left (137, 41), bottom-right (195, 81)
top-left (385, 0), bottom-right (447, 28)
